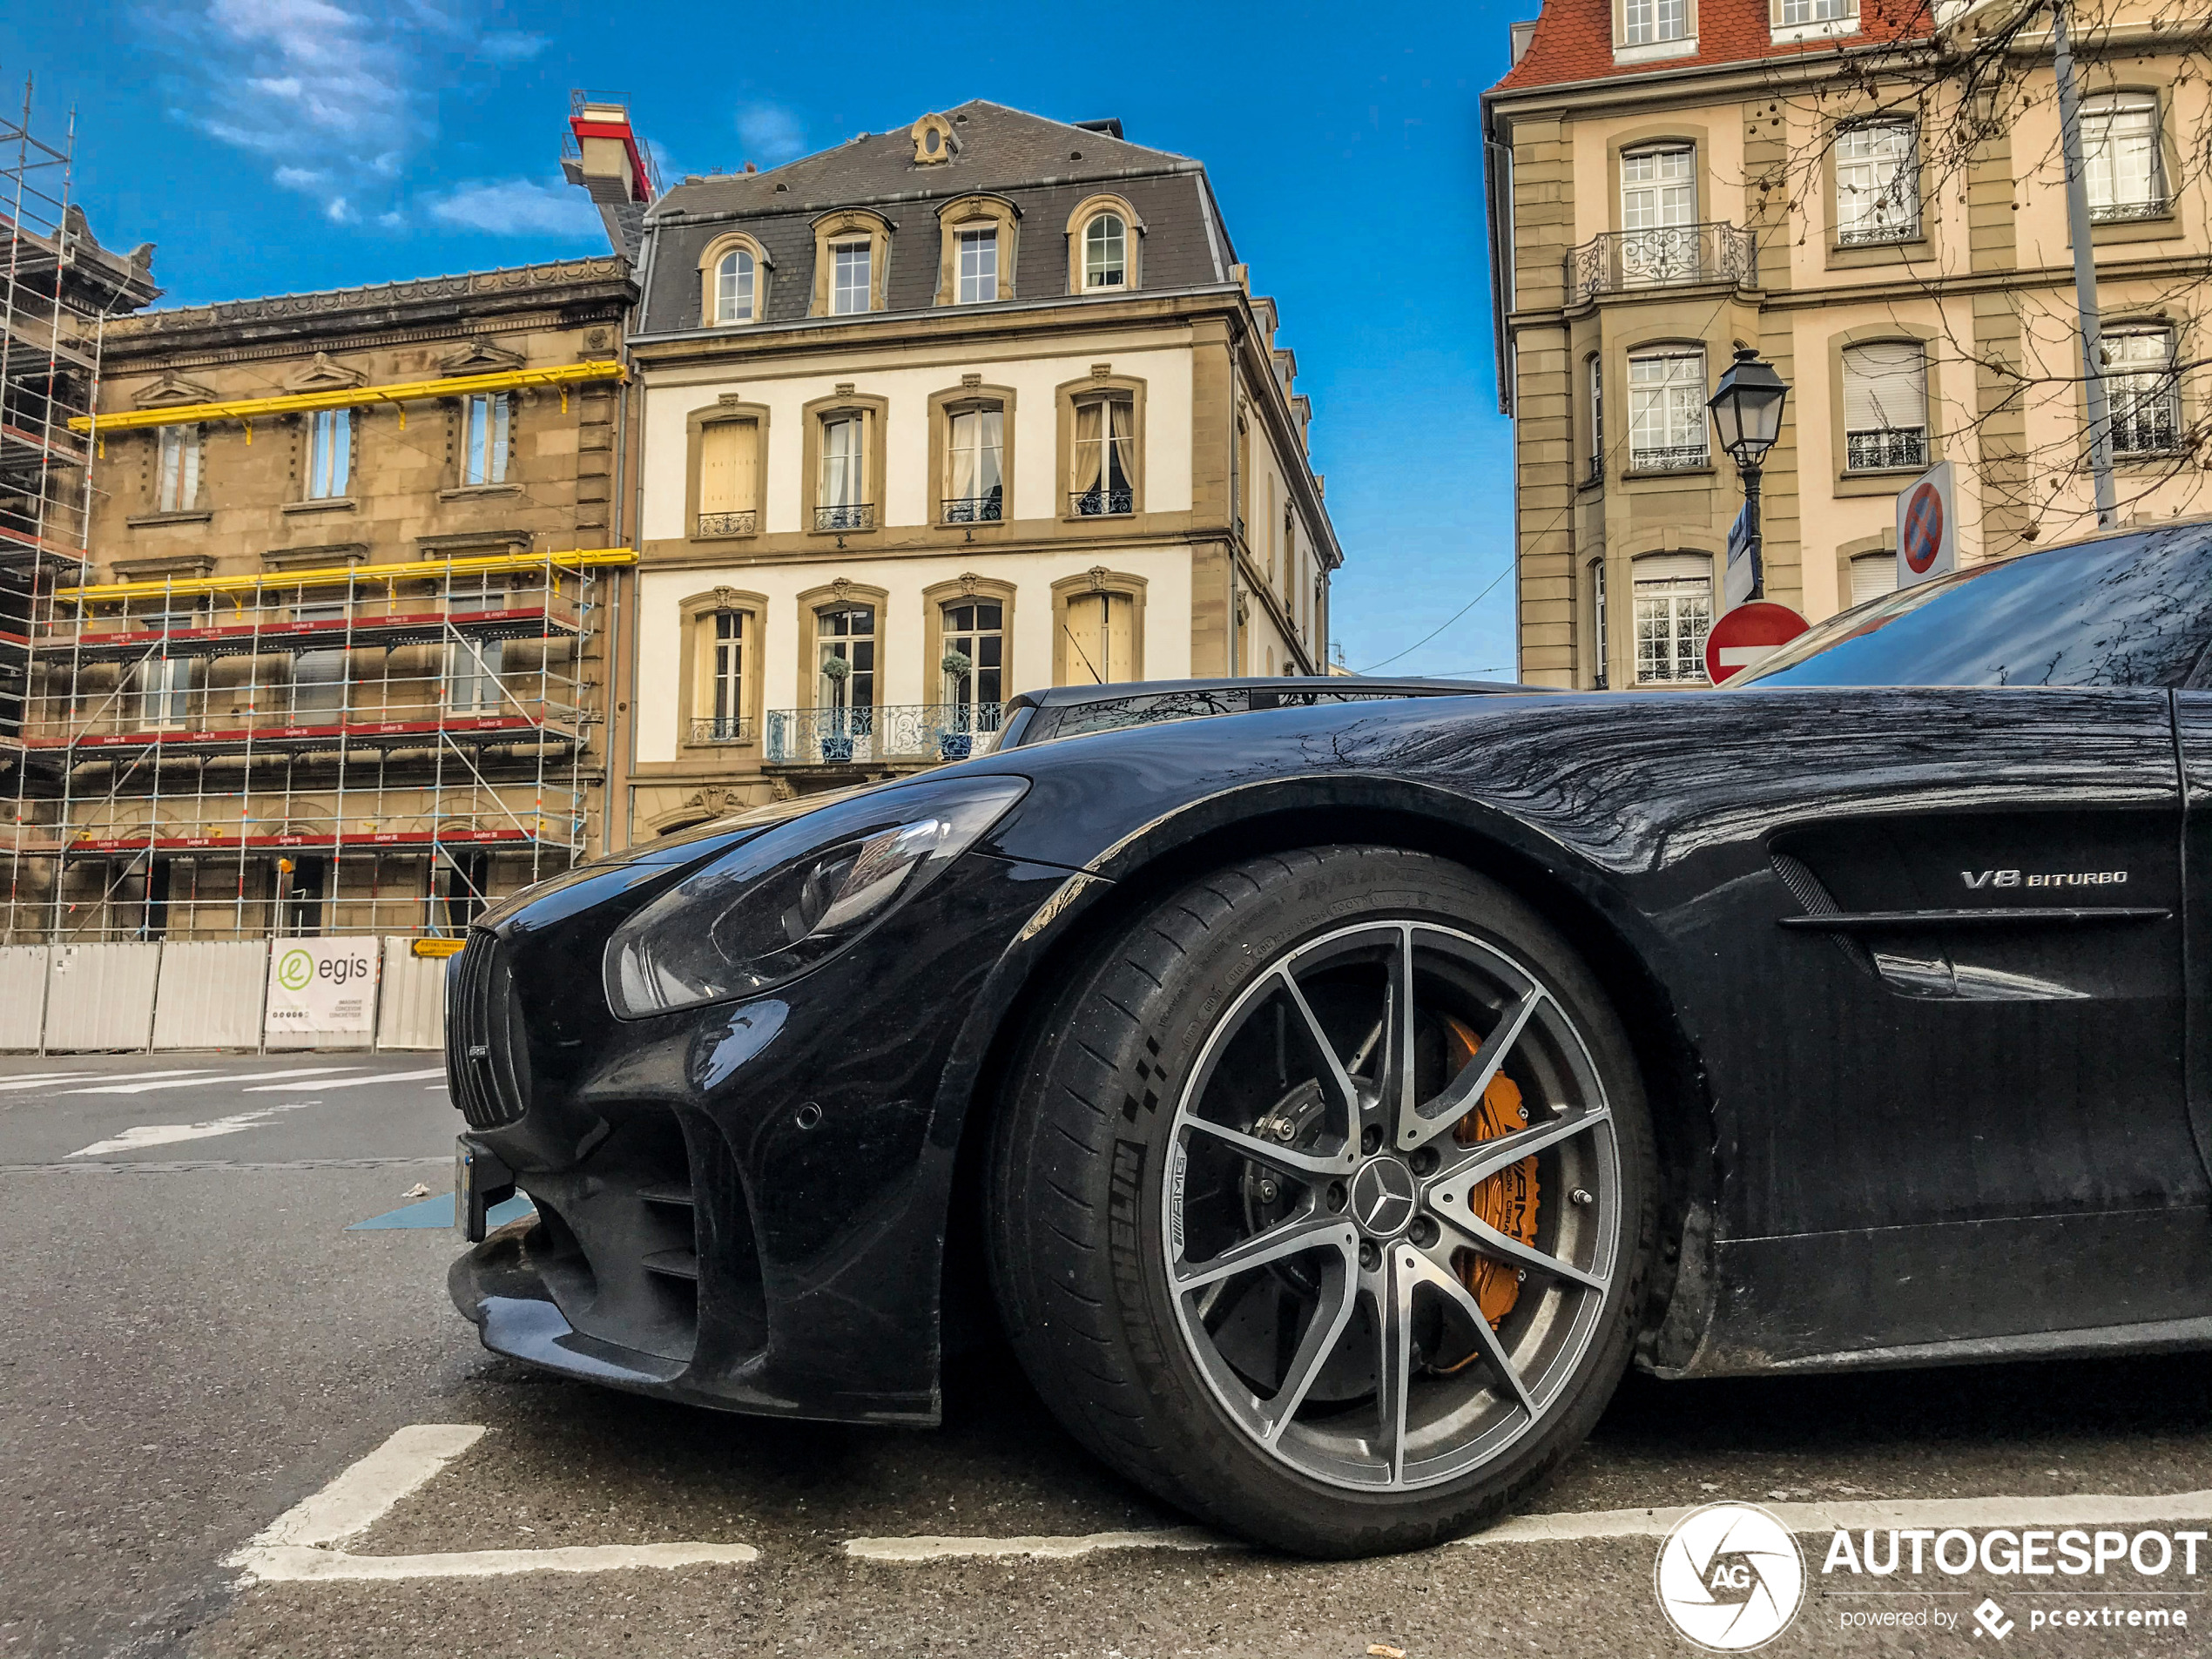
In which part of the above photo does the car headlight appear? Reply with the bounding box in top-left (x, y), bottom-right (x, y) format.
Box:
top-left (603, 776), bottom-right (1029, 1019)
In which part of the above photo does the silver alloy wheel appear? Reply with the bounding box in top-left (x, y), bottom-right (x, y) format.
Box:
top-left (1160, 920), bottom-right (1622, 1492)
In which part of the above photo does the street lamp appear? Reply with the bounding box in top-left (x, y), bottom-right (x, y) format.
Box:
top-left (1706, 347), bottom-right (1790, 603)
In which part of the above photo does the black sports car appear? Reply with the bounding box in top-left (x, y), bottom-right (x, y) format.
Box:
top-left (449, 523), bottom-right (2212, 1558)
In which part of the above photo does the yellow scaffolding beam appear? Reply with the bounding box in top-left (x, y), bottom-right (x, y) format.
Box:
top-left (53, 547), bottom-right (637, 603)
top-left (68, 361), bottom-right (627, 435)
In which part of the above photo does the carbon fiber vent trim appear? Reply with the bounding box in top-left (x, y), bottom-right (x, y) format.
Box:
top-left (448, 931), bottom-right (532, 1130)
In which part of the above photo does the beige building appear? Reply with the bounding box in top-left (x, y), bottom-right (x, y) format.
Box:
top-left (597, 101), bottom-right (1339, 840)
top-left (1484, 0), bottom-right (2210, 688)
top-left (1, 258), bottom-right (637, 941)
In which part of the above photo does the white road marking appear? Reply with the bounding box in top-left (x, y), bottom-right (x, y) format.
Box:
top-left (844, 1528), bottom-right (1225, 1562)
top-left (234, 1542), bottom-right (759, 1581)
top-left (0, 1071), bottom-right (98, 1090)
top-left (69, 1067), bottom-right (357, 1096)
top-left (226, 1424), bottom-right (757, 1584)
top-left (844, 1490), bottom-right (2212, 1565)
top-left (1466, 1488), bottom-right (2212, 1545)
top-left (65, 1103), bottom-right (319, 1157)
top-left (241, 1067), bottom-right (444, 1092)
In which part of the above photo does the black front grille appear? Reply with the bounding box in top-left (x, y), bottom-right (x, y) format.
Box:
top-left (448, 931), bottom-right (531, 1130)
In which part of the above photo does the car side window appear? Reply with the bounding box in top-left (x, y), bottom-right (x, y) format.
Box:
top-left (1737, 528), bottom-right (2212, 691)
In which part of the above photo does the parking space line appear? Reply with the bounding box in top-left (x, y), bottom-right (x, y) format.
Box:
top-left (1467, 1488), bottom-right (2212, 1545)
top-left (243, 1068), bottom-right (446, 1093)
top-left (226, 1424), bottom-right (758, 1584)
top-left (840, 1489), bottom-right (2212, 1564)
top-left (69, 1067), bottom-right (359, 1096)
top-left (65, 1102), bottom-right (320, 1157)
top-left (844, 1527), bottom-right (1226, 1561)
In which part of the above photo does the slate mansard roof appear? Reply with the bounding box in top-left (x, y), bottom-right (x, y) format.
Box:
top-left (633, 100), bottom-right (1236, 337)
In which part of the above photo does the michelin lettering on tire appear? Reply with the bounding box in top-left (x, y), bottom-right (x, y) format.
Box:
top-left (1654, 1501), bottom-right (1805, 1652)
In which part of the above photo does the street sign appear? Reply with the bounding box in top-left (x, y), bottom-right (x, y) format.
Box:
top-left (1704, 599), bottom-right (1809, 685)
top-left (1896, 460), bottom-right (1957, 589)
top-left (1723, 503), bottom-right (1757, 610)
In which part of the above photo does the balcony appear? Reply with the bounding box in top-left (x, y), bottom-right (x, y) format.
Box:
top-left (1627, 444), bottom-right (1710, 475)
top-left (764, 702), bottom-right (1002, 765)
top-left (1567, 222), bottom-right (1756, 305)
top-left (1846, 428), bottom-right (1927, 472)
top-left (1070, 488), bottom-right (1132, 517)
top-left (943, 495), bottom-right (1002, 524)
top-left (814, 502), bottom-right (875, 533)
top-left (689, 715), bottom-right (754, 744)
top-left (697, 509), bottom-right (757, 536)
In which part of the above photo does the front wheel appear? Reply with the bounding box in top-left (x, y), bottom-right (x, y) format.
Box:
top-left (987, 846), bottom-right (1656, 1557)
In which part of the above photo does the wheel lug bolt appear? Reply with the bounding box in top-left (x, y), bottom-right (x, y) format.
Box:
top-left (1359, 1241), bottom-right (1381, 1271)
top-left (1326, 1181), bottom-right (1348, 1213)
top-left (1409, 1217), bottom-right (1439, 1248)
top-left (1408, 1147), bottom-right (1439, 1177)
top-left (1360, 1125), bottom-right (1383, 1156)
top-left (1570, 1188), bottom-right (1593, 1207)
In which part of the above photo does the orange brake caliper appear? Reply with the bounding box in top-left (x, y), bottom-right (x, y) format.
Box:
top-left (1440, 1014), bottom-right (1540, 1327)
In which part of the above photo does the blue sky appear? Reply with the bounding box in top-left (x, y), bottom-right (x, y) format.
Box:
top-left (7, 1), bottom-right (1521, 678)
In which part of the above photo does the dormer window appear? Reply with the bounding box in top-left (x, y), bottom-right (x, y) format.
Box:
top-left (1065, 196), bottom-right (1142, 294)
top-left (833, 242), bottom-right (872, 314)
top-left (1624, 0), bottom-right (1686, 44)
top-left (717, 248), bottom-right (755, 321)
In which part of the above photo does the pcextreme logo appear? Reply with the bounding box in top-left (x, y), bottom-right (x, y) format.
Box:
top-left (1654, 1502), bottom-right (1807, 1651)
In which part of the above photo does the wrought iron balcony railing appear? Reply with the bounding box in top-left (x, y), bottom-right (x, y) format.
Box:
top-left (689, 715), bottom-right (755, 744)
top-left (765, 701), bottom-right (1003, 765)
top-left (943, 495), bottom-right (1002, 523)
top-left (813, 502), bottom-right (875, 533)
top-left (1838, 219), bottom-right (1919, 247)
top-left (2112, 413), bottom-right (2182, 457)
top-left (1567, 222), bottom-right (1756, 304)
top-left (2090, 196), bottom-right (2170, 224)
top-left (697, 509), bottom-right (757, 536)
top-left (1071, 487), bottom-right (1133, 517)
top-left (1627, 444), bottom-right (1710, 474)
top-left (1845, 428), bottom-right (1927, 471)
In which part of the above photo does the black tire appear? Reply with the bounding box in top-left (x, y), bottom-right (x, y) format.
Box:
top-left (986, 845), bottom-right (1656, 1558)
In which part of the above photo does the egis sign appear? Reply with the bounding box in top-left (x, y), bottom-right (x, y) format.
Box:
top-left (266, 940), bottom-right (378, 1038)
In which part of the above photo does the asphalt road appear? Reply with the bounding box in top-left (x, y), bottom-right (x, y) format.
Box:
top-left (3, 1049), bottom-right (2211, 1658)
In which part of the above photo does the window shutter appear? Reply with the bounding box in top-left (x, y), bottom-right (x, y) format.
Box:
top-left (1634, 553), bottom-right (1710, 584)
top-left (700, 421), bottom-right (757, 514)
top-left (1850, 553), bottom-right (1895, 605)
top-left (1843, 342), bottom-right (1926, 432)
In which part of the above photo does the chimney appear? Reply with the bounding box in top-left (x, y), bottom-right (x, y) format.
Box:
top-left (561, 91), bottom-right (660, 259)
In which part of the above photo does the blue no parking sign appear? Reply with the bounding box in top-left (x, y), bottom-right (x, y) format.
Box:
top-left (1895, 460), bottom-right (1957, 588)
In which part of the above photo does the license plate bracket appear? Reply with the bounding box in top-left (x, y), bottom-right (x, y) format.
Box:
top-left (455, 1136), bottom-right (516, 1242)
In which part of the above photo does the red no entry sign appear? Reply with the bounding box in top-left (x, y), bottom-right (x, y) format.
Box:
top-left (1704, 600), bottom-right (1809, 685)
top-left (1902, 482), bottom-right (1945, 575)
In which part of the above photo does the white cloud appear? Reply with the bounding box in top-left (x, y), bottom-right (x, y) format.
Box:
top-left (426, 179), bottom-right (599, 238)
top-left (154, 0), bottom-right (550, 226)
top-left (736, 104), bottom-right (807, 165)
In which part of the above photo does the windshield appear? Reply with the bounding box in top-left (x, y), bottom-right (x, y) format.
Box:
top-left (1732, 525), bottom-right (2212, 690)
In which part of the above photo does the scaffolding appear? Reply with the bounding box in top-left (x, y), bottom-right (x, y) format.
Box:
top-left (2, 549), bottom-right (627, 942)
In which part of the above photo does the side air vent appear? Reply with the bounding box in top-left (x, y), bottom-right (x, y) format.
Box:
top-left (448, 931), bottom-right (533, 1130)
top-left (1769, 851), bottom-right (1877, 981)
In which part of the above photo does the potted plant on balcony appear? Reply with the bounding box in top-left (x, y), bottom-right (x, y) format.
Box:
top-left (938, 650), bottom-right (974, 760)
top-left (819, 654), bottom-right (856, 762)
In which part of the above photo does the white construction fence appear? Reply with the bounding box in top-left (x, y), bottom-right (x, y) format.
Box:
top-left (0, 938), bottom-right (452, 1052)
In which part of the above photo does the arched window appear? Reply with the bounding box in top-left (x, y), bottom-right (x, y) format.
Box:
top-left (716, 247), bottom-right (756, 323)
top-left (1084, 214), bottom-right (1127, 289)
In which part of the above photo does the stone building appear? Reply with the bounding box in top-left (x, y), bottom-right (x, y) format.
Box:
top-left (1, 258), bottom-right (637, 941)
top-left (599, 100), bottom-right (1339, 839)
top-left (1483, 0), bottom-right (2210, 688)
